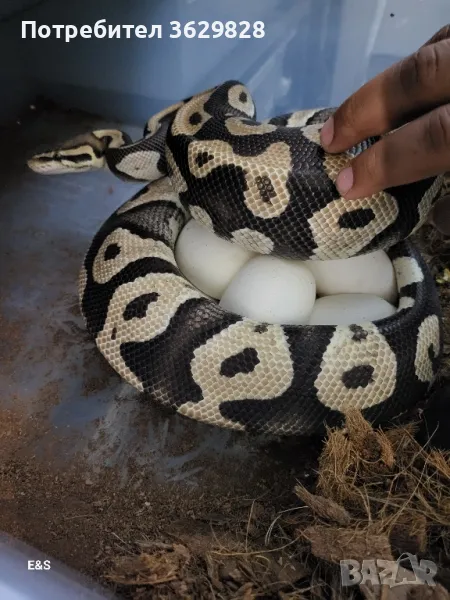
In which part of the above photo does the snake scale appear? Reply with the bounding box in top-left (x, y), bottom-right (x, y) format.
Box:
top-left (28, 80), bottom-right (444, 436)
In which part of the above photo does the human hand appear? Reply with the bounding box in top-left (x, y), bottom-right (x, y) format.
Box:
top-left (319, 25), bottom-right (450, 232)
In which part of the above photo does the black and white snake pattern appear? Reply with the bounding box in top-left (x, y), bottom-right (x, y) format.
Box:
top-left (28, 80), bottom-right (444, 436)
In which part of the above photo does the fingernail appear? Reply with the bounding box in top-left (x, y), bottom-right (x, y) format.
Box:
top-left (320, 117), bottom-right (334, 148)
top-left (336, 167), bottom-right (354, 196)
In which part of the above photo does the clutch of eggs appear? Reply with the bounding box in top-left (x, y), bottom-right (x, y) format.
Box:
top-left (175, 219), bottom-right (398, 326)
top-left (175, 219), bottom-right (256, 298)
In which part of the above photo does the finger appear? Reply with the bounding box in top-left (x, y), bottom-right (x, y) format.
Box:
top-left (422, 24), bottom-right (450, 46)
top-left (320, 32), bottom-right (450, 153)
top-left (334, 104), bottom-right (450, 200)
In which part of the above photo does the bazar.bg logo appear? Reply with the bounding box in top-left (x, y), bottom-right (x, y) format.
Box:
top-left (340, 554), bottom-right (438, 587)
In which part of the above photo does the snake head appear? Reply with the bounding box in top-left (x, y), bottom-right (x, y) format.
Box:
top-left (27, 129), bottom-right (129, 175)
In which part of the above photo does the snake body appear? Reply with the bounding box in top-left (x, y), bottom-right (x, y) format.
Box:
top-left (28, 80), bottom-right (443, 435)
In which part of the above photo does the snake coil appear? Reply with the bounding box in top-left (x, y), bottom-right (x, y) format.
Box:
top-left (28, 80), bottom-right (444, 435)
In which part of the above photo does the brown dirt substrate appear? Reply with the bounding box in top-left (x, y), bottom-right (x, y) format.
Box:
top-left (101, 410), bottom-right (450, 600)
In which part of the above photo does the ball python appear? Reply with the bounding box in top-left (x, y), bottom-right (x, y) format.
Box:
top-left (28, 80), bottom-right (444, 436)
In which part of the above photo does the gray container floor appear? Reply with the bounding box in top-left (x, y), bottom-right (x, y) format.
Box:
top-left (0, 103), bottom-right (315, 577)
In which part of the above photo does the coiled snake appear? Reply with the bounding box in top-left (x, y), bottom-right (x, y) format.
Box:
top-left (28, 80), bottom-right (444, 436)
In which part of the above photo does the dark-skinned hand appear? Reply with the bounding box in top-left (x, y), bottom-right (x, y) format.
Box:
top-left (319, 24), bottom-right (450, 234)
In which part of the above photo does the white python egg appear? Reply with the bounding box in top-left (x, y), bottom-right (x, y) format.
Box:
top-left (308, 293), bottom-right (396, 326)
top-left (175, 219), bottom-right (255, 299)
top-left (219, 256), bottom-right (316, 325)
top-left (302, 250), bottom-right (398, 304)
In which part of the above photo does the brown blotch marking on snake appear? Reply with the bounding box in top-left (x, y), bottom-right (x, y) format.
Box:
top-left (123, 292), bottom-right (159, 321)
top-left (104, 243), bottom-right (121, 261)
top-left (63, 153), bottom-right (94, 164)
top-left (254, 324), bottom-right (268, 334)
top-left (338, 208), bottom-right (376, 230)
top-left (341, 365), bottom-right (374, 389)
top-left (195, 152), bottom-right (215, 168)
top-left (220, 347), bottom-right (260, 377)
top-left (189, 112), bottom-right (203, 126)
top-left (34, 155), bottom-right (57, 163)
top-left (255, 175), bottom-right (277, 204)
top-left (349, 325), bottom-right (368, 342)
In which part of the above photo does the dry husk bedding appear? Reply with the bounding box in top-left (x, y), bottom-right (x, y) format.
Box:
top-left (105, 225), bottom-right (450, 600)
top-left (103, 408), bottom-right (450, 599)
